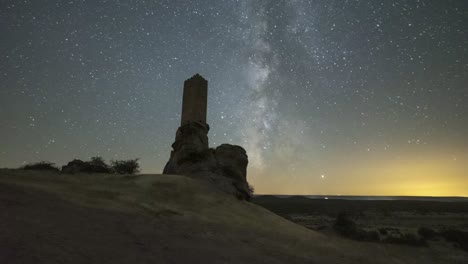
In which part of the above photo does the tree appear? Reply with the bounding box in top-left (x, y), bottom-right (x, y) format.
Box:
top-left (111, 159), bottom-right (140, 174)
top-left (88, 156), bottom-right (112, 173)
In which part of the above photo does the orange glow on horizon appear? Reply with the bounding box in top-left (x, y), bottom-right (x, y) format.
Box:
top-left (250, 152), bottom-right (468, 197)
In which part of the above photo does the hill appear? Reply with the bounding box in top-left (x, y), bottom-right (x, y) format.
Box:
top-left (0, 169), bottom-right (466, 263)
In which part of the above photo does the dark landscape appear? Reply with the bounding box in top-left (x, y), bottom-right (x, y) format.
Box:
top-left (1, 169), bottom-right (468, 264)
top-left (253, 195), bottom-right (468, 252)
top-left (1, 0), bottom-right (467, 263)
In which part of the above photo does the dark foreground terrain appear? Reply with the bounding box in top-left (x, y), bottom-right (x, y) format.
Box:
top-left (253, 195), bottom-right (468, 253)
top-left (1, 169), bottom-right (467, 264)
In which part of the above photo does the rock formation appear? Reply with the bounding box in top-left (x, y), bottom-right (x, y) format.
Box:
top-left (163, 74), bottom-right (251, 200)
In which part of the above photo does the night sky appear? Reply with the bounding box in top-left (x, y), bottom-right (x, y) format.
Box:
top-left (1, 0), bottom-right (467, 196)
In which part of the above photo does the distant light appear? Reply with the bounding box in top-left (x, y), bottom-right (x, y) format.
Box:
top-left (321, 174), bottom-right (325, 179)
top-left (324, 197), bottom-right (328, 200)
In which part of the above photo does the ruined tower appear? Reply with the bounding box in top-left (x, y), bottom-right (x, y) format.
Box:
top-left (181, 74), bottom-right (208, 125)
top-left (164, 74), bottom-right (251, 200)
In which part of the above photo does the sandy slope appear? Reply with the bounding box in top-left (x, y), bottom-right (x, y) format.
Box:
top-left (0, 169), bottom-right (466, 264)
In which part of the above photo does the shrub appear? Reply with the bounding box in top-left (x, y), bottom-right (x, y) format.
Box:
top-left (111, 159), bottom-right (140, 174)
top-left (21, 161), bottom-right (60, 172)
top-left (384, 233), bottom-right (427, 247)
top-left (89, 156), bottom-right (106, 167)
top-left (440, 229), bottom-right (468, 252)
top-left (61, 157), bottom-right (112, 174)
top-left (334, 212), bottom-right (356, 231)
top-left (333, 212), bottom-right (380, 242)
top-left (88, 156), bottom-right (112, 173)
top-left (334, 212), bottom-right (358, 237)
top-left (365, 230), bottom-right (380, 241)
top-left (379, 227), bottom-right (401, 237)
top-left (418, 227), bottom-right (436, 240)
top-left (378, 228), bottom-right (388, 236)
top-left (61, 159), bottom-right (89, 174)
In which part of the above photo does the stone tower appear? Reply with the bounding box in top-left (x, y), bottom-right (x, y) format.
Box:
top-left (181, 74), bottom-right (208, 125)
top-left (163, 74), bottom-right (251, 200)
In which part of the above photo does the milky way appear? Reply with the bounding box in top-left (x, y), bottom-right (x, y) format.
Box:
top-left (1, 1), bottom-right (467, 195)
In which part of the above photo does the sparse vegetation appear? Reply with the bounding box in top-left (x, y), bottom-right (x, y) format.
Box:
top-left (334, 212), bottom-right (356, 231)
top-left (378, 227), bottom-right (401, 237)
top-left (333, 212), bottom-right (380, 242)
top-left (57, 156), bottom-right (140, 175)
top-left (418, 227), bottom-right (436, 240)
top-left (21, 161), bottom-right (60, 172)
top-left (61, 157), bottom-right (112, 174)
top-left (378, 228), bottom-right (388, 235)
top-left (383, 232), bottom-right (427, 247)
top-left (440, 229), bottom-right (468, 252)
top-left (253, 196), bottom-right (468, 251)
top-left (111, 159), bottom-right (140, 174)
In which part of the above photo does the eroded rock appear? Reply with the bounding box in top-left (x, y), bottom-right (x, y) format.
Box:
top-left (163, 121), bottom-right (251, 200)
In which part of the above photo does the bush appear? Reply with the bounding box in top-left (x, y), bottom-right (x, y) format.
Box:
top-left (418, 227), bottom-right (436, 240)
top-left (378, 228), bottom-right (388, 236)
top-left (440, 229), bottom-right (468, 252)
top-left (61, 157), bottom-right (112, 174)
top-left (111, 159), bottom-right (140, 174)
top-left (334, 212), bottom-right (357, 231)
top-left (379, 227), bottom-right (401, 237)
top-left (384, 233), bottom-right (427, 247)
top-left (88, 156), bottom-right (112, 173)
top-left (333, 212), bottom-right (358, 237)
top-left (21, 161), bottom-right (59, 172)
top-left (333, 212), bottom-right (380, 242)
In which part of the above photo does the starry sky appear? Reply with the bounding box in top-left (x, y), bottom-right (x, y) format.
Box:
top-left (1, 0), bottom-right (467, 196)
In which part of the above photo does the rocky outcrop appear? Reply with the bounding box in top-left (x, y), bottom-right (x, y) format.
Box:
top-left (163, 121), bottom-right (251, 200)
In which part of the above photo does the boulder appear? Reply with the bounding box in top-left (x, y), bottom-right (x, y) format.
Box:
top-left (214, 144), bottom-right (248, 182)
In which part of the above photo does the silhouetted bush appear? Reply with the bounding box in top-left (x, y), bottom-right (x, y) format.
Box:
top-left (111, 159), bottom-right (140, 174)
top-left (88, 156), bottom-right (112, 173)
top-left (61, 157), bottom-right (112, 174)
top-left (384, 233), bottom-right (427, 247)
top-left (418, 227), bottom-right (436, 240)
top-left (378, 228), bottom-right (388, 235)
top-left (334, 212), bottom-right (358, 237)
top-left (378, 227), bottom-right (401, 237)
top-left (21, 161), bottom-right (59, 172)
top-left (366, 230), bottom-right (380, 241)
top-left (333, 212), bottom-right (379, 242)
top-left (440, 229), bottom-right (468, 252)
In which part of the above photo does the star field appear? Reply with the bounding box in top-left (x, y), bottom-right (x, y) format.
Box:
top-left (1, 0), bottom-right (467, 195)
